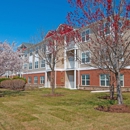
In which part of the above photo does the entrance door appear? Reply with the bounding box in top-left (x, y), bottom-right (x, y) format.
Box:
top-left (69, 75), bottom-right (74, 89)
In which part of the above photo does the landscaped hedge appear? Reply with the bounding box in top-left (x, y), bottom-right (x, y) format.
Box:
top-left (0, 77), bottom-right (26, 91)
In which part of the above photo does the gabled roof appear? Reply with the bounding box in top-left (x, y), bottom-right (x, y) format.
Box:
top-left (45, 24), bottom-right (75, 39)
top-left (56, 24), bottom-right (74, 35)
top-left (45, 31), bottom-right (56, 39)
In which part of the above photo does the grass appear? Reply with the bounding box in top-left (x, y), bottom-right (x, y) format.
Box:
top-left (0, 88), bottom-right (130, 130)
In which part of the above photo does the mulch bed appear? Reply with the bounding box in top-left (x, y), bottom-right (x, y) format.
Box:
top-left (98, 95), bottom-right (117, 100)
top-left (95, 104), bottom-right (130, 113)
top-left (43, 93), bottom-right (64, 97)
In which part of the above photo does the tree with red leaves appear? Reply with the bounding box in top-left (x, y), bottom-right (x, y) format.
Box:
top-left (38, 24), bottom-right (78, 94)
top-left (67, 0), bottom-right (130, 104)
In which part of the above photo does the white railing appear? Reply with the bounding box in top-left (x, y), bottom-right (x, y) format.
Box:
top-left (66, 61), bottom-right (74, 69)
top-left (66, 41), bottom-right (75, 50)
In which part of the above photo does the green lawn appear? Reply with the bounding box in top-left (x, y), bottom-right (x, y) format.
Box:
top-left (0, 88), bottom-right (130, 130)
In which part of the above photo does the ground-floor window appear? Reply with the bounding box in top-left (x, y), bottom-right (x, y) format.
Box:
top-left (120, 74), bottom-right (124, 86)
top-left (81, 74), bottom-right (90, 85)
top-left (28, 77), bottom-right (32, 84)
top-left (40, 76), bottom-right (45, 84)
top-left (100, 74), bottom-right (109, 86)
top-left (34, 76), bottom-right (38, 84)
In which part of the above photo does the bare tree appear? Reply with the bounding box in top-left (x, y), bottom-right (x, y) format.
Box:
top-left (67, 0), bottom-right (130, 104)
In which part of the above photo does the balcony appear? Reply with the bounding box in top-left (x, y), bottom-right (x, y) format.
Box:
top-left (66, 61), bottom-right (74, 69)
top-left (66, 41), bottom-right (76, 50)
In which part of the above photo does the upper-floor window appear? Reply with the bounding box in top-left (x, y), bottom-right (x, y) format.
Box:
top-left (24, 51), bottom-right (28, 57)
top-left (81, 52), bottom-right (90, 63)
top-left (81, 29), bottom-right (90, 42)
top-left (35, 46), bottom-right (39, 54)
top-left (35, 61), bottom-right (39, 69)
top-left (24, 63), bottom-right (27, 69)
top-left (99, 22), bottom-right (110, 36)
top-left (82, 74), bottom-right (90, 85)
top-left (29, 62), bottom-right (32, 69)
top-left (41, 60), bottom-right (45, 68)
top-left (30, 49), bottom-right (33, 56)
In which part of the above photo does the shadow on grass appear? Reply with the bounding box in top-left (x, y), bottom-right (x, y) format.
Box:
top-left (0, 89), bottom-right (28, 97)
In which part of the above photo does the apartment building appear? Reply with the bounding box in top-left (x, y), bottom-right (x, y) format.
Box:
top-left (21, 23), bottom-right (130, 90)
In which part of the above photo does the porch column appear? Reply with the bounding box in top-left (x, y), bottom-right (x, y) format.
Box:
top-left (45, 72), bottom-right (47, 88)
top-left (64, 41), bottom-right (66, 69)
top-left (74, 49), bottom-right (77, 69)
top-left (74, 69), bottom-right (76, 89)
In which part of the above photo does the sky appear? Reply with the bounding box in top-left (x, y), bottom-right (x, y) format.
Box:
top-left (0, 0), bottom-right (71, 45)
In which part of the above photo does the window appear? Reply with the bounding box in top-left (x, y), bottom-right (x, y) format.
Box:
top-left (24, 51), bottom-right (28, 57)
top-left (99, 22), bottom-right (110, 36)
top-left (105, 22), bottom-right (110, 35)
top-left (82, 52), bottom-right (90, 63)
top-left (34, 76), bottom-right (38, 84)
top-left (81, 29), bottom-right (90, 42)
top-left (35, 61), bottom-right (39, 69)
top-left (82, 74), bottom-right (90, 85)
top-left (30, 49), bottom-right (33, 56)
top-left (28, 77), bottom-right (32, 84)
top-left (100, 74), bottom-right (109, 86)
top-left (41, 60), bottom-right (45, 68)
top-left (29, 62), bottom-right (32, 69)
top-left (24, 64), bottom-right (27, 69)
top-left (40, 76), bottom-right (45, 84)
top-left (35, 46), bottom-right (39, 54)
top-left (120, 74), bottom-right (124, 86)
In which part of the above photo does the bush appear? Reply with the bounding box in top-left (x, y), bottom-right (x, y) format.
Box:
top-left (1, 80), bottom-right (13, 89)
top-left (0, 79), bottom-right (26, 91)
top-left (0, 78), bottom-right (10, 83)
top-left (13, 76), bottom-right (27, 83)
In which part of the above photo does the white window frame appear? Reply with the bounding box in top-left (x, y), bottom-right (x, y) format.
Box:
top-left (34, 76), bottom-right (38, 84)
top-left (35, 61), bottom-right (39, 69)
top-left (81, 51), bottom-right (91, 64)
top-left (98, 22), bottom-right (110, 36)
top-left (81, 74), bottom-right (90, 86)
top-left (81, 29), bottom-right (90, 42)
top-left (40, 76), bottom-right (45, 84)
top-left (41, 60), bottom-right (45, 68)
top-left (28, 77), bottom-right (32, 84)
top-left (29, 62), bottom-right (32, 70)
top-left (120, 74), bottom-right (124, 87)
top-left (100, 74), bottom-right (109, 87)
top-left (24, 63), bottom-right (27, 69)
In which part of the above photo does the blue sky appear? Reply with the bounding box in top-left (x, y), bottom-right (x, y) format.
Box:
top-left (0, 0), bottom-right (71, 45)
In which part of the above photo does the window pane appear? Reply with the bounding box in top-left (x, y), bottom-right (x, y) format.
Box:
top-left (82, 75), bottom-right (85, 80)
top-left (86, 80), bottom-right (90, 85)
top-left (82, 80), bottom-right (85, 85)
top-left (101, 80), bottom-right (105, 86)
top-left (82, 31), bottom-right (85, 36)
top-left (82, 37), bottom-right (85, 42)
top-left (85, 75), bottom-right (90, 80)
top-left (100, 74), bottom-right (105, 79)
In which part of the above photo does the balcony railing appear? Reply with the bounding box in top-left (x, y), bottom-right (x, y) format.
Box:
top-left (66, 61), bottom-right (74, 69)
top-left (66, 41), bottom-right (75, 50)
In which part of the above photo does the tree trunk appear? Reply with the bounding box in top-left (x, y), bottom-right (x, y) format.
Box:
top-left (51, 70), bottom-right (55, 94)
top-left (115, 72), bottom-right (123, 105)
top-left (110, 84), bottom-right (114, 100)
